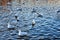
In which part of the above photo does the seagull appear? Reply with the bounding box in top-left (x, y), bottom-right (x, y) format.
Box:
top-left (15, 13), bottom-right (20, 22)
top-left (18, 30), bottom-right (21, 36)
top-left (8, 23), bottom-right (11, 28)
top-left (18, 30), bottom-right (28, 36)
top-left (16, 8), bottom-right (22, 11)
top-left (7, 23), bottom-right (15, 30)
top-left (15, 16), bottom-right (18, 19)
top-left (32, 19), bottom-right (35, 27)
top-left (17, 30), bottom-right (30, 39)
top-left (57, 9), bottom-right (60, 13)
top-left (31, 8), bottom-right (36, 13)
top-left (37, 13), bottom-right (43, 17)
top-left (17, 17), bottom-right (20, 22)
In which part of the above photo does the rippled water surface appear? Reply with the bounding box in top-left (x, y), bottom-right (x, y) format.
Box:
top-left (0, 6), bottom-right (60, 40)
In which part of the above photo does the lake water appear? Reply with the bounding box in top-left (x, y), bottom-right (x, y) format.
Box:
top-left (0, 6), bottom-right (60, 40)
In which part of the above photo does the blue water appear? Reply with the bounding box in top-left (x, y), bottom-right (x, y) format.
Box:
top-left (0, 6), bottom-right (60, 40)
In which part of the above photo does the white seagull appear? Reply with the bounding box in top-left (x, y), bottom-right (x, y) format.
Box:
top-left (7, 23), bottom-right (11, 28)
top-left (7, 23), bottom-right (15, 30)
top-left (32, 19), bottom-right (36, 27)
top-left (18, 30), bottom-right (28, 36)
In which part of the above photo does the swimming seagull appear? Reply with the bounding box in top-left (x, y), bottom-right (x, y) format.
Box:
top-left (37, 13), bottom-right (43, 17)
top-left (17, 30), bottom-right (30, 39)
top-left (7, 23), bottom-right (15, 30)
top-left (32, 19), bottom-right (35, 27)
top-left (18, 30), bottom-right (28, 36)
top-left (18, 30), bottom-right (21, 36)
top-left (15, 16), bottom-right (18, 19)
top-left (15, 15), bottom-right (19, 22)
top-left (17, 17), bottom-right (20, 22)
top-left (16, 8), bottom-right (22, 11)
